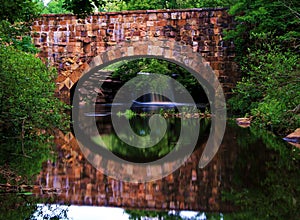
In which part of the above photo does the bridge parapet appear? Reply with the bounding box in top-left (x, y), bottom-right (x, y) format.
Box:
top-left (31, 8), bottom-right (238, 103)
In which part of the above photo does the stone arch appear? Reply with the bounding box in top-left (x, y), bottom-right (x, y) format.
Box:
top-left (70, 39), bottom-right (219, 100)
top-left (71, 39), bottom-right (227, 181)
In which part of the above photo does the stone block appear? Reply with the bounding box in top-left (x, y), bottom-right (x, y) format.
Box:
top-left (148, 13), bottom-right (157, 21)
top-left (32, 25), bottom-right (41, 32)
top-left (177, 19), bottom-right (186, 26)
top-left (147, 200), bottom-right (155, 208)
top-left (171, 13), bottom-right (179, 20)
top-left (134, 44), bottom-right (147, 55)
top-left (147, 21), bottom-right (154, 27)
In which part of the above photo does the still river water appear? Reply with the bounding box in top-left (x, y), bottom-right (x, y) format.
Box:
top-left (24, 101), bottom-right (300, 220)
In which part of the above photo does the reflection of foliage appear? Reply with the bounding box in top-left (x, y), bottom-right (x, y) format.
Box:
top-left (30, 204), bottom-right (71, 220)
top-left (0, 194), bottom-right (70, 220)
top-left (223, 123), bottom-right (300, 219)
top-left (0, 194), bottom-right (38, 220)
top-left (0, 144), bottom-right (52, 186)
top-left (125, 209), bottom-right (219, 220)
top-left (117, 109), bottom-right (137, 119)
top-left (93, 117), bottom-right (209, 162)
top-left (125, 209), bottom-right (181, 220)
top-left (93, 116), bottom-right (180, 162)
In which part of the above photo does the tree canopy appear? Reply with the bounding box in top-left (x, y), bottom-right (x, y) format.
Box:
top-left (0, 0), bottom-right (69, 184)
top-left (0, 0), bottom-right (40, 23)
top-left (227, 0), bottom-right (300, 134)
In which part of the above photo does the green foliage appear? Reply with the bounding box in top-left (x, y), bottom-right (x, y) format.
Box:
top-left (63, 0), bottom-right (106, 15)
top-left (111, 58), bottom-right (208, 103)
top-left (0, 45), bottom-right (69, 181)
top-left (0, 0), bottom-right (69, 184)
top-left (226, 0), bottom-right (300, 56)
top-left (0, 0), bottom-right (41, 23)
top-left (229, 47), bottom-right (300, 134)
top-left (227, 0), bottom-right (300, 134)
top-left (118, 0), bottom-right (232, 11)
top-left (0, 20), bottom-right (38, 53)
top-left (0, 0), bottom-right (43, 52)
top-left (61, 0), bottom-right (232, 14)
top-left (42, 0), bottom-right (71, 14)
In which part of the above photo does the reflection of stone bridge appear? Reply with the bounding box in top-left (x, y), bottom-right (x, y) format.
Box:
top-left (34, 125), bottom-right (238, 212)
top-left (31, 8), bottom-right (238, 104)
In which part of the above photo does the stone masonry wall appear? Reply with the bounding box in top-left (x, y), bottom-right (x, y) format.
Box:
top-left (31, 8), bottom-right (238, 103)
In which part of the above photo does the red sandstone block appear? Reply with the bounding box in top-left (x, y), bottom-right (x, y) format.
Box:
top-left (177, 19), bottom-right (186, 26)
top-left (214, 27), bottom-right (220, 34)
top-left (98, 29), bottom-right (105, 36)
top-left (57, 74), bottom-right (67, 83)
top-left (140, 31), bottom-right (146, 37)
top-left (149, 26), bottom-right (156, 32)
top-left (157, 20), bottom-right (167, 27)
top-left (149, 13), bottom-right (157, 21)
top-left (133, 31), bottom-right (140, 36)
top-left (32, 26), bottom-right (41, 32)
top-left (96, 41), bottom-right (106, 47)
top-left (47, 16), bottom-right (55, 21)
top-left (42, 26), bottom-right (49, 32)
top-left (75, 25), bottom-right (83, 31)
top-left (108, 23), bottom-right (115, 29)
top-left (60, 20), bottom-right (67, 25)
top-left (50, 26), bottom-right (57, 31)
top-left (92, 24), bottom-right (100, 31)
top-left (156, 13), bottom-right (164, 20)
top-left (210, 17), bottom-right (217, 24)
top-left (97, 46), bottom-right (106, 53)
top-left (86, 23), bottom-right (92, 31)
top-left (58, 46), bottom-right (66, 53)
top-left (60, 26), bottom-right (68, 31)
top-left (136, 17), bottom-right (144, 23)
top-left (33, 38), bottom-right (40, 45)
top-left (147, 21), bottom-right (154, 27)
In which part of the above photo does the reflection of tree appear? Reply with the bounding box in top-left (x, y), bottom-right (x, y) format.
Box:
top-left (0, 194), bottom-right (70, 220)
top-left (0, 194), bottom-right (37, 220)
top-left (93, 117), bottom-right (210, 162)
top-left (30, 204), bottom-right (71, 220)
top-left (223, 122), bottom-right (300, 219)
top-left (125, 209), bottom-right (183, 220)
top-left (0, 143), bottom-right (69, 219)
top-left (125, 209), bottom-right (219, 220)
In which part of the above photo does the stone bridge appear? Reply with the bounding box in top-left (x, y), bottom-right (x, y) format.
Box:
top-left (31, 8), bottom-right (238, 104)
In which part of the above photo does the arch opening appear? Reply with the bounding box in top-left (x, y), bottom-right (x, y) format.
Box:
top-left (70, 56), bottom-right (210, 113)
